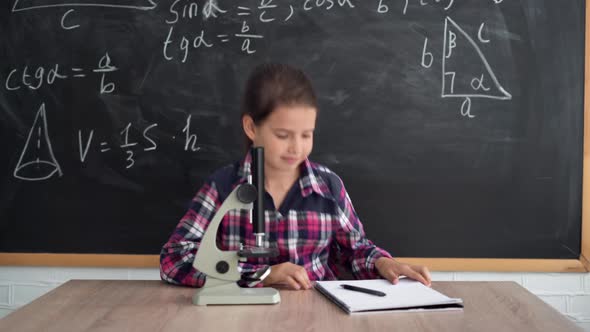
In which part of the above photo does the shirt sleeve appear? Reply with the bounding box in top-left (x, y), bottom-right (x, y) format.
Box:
top-left (159, 178), bottom-right (221, 287)
top-left (332, 176), bottom-right (393, 280)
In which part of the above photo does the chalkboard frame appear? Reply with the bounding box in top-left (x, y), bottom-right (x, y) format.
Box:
top-left (0, 3), bottom-right (588, 272)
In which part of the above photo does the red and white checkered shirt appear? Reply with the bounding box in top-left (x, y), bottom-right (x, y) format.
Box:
top-left (160, 152), bottom-right (392, 287)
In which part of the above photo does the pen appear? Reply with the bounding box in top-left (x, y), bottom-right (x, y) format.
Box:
top-left (340, 284), bottom-right (386, 297)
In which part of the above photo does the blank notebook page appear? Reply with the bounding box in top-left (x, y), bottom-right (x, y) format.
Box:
top-left (315, 278), bottom-right (463, 313)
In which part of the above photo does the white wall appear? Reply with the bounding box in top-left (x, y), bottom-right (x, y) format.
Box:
top-left (0, 267), bottom-right (589, 330)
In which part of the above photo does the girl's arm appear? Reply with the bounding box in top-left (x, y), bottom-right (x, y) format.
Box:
top-left (332, 177), bottom-right (393, 280)
top-left (159, 179), bottom-right (221, 287)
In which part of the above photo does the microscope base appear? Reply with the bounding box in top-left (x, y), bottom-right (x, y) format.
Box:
top-left (193, 282), bottom-right (280, 305)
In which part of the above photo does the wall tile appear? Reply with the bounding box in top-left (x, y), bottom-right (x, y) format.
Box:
top-left (13, 284), bottom-right (56, 305)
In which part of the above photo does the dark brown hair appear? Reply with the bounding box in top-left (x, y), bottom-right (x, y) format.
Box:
top-left (241, 63), bottom-right (318, 148)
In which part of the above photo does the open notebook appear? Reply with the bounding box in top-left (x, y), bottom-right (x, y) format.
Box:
top-left (315, 278), bottom-right (463, 314)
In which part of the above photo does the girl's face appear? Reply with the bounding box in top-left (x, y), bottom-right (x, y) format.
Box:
top-left (243, 104), bottom-right (317, 176)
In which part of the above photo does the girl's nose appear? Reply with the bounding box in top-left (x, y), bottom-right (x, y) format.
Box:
top-left (289, 137), bottom-right (301, 154)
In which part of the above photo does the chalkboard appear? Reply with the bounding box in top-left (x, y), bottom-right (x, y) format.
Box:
top-left (0, 0), bottom-right (586, 262)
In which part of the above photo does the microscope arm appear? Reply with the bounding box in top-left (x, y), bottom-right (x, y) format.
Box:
top-left (192, 184), bottom-right (256, 282)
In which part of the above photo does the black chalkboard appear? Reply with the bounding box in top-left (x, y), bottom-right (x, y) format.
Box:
top-left (0, 0), bottom-right (585, 259)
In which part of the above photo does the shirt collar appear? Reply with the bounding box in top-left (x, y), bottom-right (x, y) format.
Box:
top-left (237, 151), bottom-right (330, 199)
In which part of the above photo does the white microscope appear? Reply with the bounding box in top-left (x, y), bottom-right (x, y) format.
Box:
top-left (192, 147), bottom-right (281, 305)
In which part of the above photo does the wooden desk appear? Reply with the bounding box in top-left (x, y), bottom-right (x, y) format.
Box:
top-left (0, 280), bottom-right (581, 332)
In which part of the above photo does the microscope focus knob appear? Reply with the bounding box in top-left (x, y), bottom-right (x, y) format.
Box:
top-left (216, 261), bottom-right (230, 274)
top-left (236, 184), bottom-right (257, 204)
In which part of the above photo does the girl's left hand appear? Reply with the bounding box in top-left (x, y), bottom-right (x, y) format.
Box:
top-left (375, 257), bottom-right (432, 287)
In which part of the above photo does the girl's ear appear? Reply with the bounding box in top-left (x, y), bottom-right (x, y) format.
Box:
top-left (242, 115), bottom-right (257, 142)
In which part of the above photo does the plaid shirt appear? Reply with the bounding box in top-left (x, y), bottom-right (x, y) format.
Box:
top-left (160, 152), bottom-right (392, 287)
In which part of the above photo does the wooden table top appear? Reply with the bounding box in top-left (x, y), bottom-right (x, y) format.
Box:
top-left (0, 280), bottom-right (581, 332)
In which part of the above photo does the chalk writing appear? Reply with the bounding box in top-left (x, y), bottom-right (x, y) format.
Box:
top-left (441, 17), bottom-right (512, 117)
top-left (75, 116), bottom-right (199, 171)
top-left (13, 0), bottom-right (157, 30)
top-left (420, 16), bottom-right (512, 118)
top-left (14, 103), bottom-right (63, 181)
top-left (5, 53), bottom-right (118, 94)
top-left (8, 0), bottom-right (518, 180)
top-left (60, 8), bottom-right (79, 29)
top-left (183, 115), bottom-right (201, 152)
top-left (13, 109), bottom-right (203, 180)
top-left (12, 0), bottom-right (157, 12)
top-left (303, 0), bottom-right (355, 11)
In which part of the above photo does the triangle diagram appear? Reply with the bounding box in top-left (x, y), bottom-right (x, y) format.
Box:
top-left (441, 16), bottom-right (512, 100)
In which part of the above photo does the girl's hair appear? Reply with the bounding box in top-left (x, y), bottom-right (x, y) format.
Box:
top-left (241, 63), bottom-right (318, 148)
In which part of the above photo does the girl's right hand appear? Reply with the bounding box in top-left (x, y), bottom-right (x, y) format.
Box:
top-left (262, 262), bottom-right (312, 290)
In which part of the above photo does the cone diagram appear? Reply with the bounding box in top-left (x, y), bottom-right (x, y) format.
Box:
top-left (14, 103), bottom-right (63, 181)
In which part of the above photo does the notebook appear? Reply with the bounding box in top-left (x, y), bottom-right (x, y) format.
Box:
top-left (315, 278), bottom-right (464, 314)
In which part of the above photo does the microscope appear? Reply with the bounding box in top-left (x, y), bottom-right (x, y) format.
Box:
top-left (192, 147), bottom-right (281, 305)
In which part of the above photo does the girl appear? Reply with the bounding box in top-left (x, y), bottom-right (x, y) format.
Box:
top-left (160, 63), bottom-right (431, 290)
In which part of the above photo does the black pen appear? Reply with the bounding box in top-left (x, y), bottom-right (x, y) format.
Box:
top-left (340, 284), bottom-right (386, 297)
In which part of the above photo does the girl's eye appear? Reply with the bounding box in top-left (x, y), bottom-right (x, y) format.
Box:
top-left (276, 134), bottom-right (288, 139)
